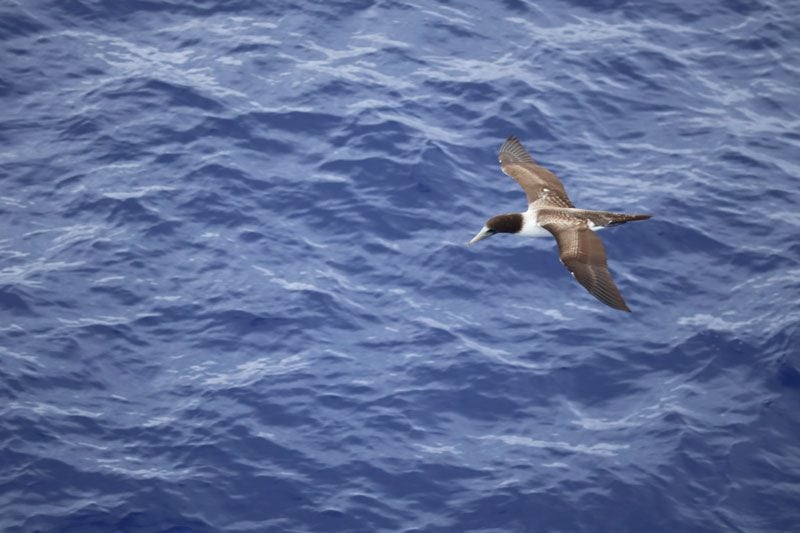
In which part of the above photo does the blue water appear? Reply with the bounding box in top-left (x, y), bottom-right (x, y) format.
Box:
top-left (2, 0), bottom-right (799, 531)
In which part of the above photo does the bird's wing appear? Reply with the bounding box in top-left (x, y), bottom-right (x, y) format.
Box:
top-left (498, 136), bottom-right (574, 208)
top-left (539, 211), bottom-right (630, 312)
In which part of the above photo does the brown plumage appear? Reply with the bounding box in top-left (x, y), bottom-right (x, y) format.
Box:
top-left (470, 135), bottom-right (651, 312)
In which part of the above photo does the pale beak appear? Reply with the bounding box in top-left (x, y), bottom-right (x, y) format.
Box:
top-left (468, 226), bottom-right (493, 246)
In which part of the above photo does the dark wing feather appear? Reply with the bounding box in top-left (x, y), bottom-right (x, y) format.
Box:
top-left (498, 136), bottom-right (574, 208)
top-left (540, 216), bottom-right (631, 312)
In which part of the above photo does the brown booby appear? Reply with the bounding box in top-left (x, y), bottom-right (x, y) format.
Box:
top-left (469, 136), bottom-right (651, 312)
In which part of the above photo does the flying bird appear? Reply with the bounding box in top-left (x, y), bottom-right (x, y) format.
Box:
top-left (469, 136), bottom-right (651, 312)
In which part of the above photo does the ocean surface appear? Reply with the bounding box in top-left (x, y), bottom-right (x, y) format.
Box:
top-left (2, 0), bottom-right (799, 531)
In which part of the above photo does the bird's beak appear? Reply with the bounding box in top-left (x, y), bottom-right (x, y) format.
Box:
top-left (468, 227), bottom-right (492, 246)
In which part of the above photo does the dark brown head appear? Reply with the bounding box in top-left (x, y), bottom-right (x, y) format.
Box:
top-left (468, 213), bottom-right (523, 245)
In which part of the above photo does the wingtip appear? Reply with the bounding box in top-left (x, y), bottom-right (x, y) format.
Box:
top-left (613, 296), bottom-right (632, 312)
top-left (591, 282), bottom-right (632, 313)
top-left (499, 135), bottom-right (535, 164)
top-left (606, 298), bottom-right (631, 312)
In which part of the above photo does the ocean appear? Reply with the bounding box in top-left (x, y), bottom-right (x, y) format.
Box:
top-left (2, 0), bottom-right (799, 531)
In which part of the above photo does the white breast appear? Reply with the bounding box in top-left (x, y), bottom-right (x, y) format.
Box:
top-left (518, 209), bottom-right (552, 238)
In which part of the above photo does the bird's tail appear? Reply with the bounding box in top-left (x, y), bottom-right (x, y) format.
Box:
top-left (566, 209), bottom-right (652, 228)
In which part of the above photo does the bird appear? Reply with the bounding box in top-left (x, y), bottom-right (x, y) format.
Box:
top-left (469, 135), bottom-right (651, 312)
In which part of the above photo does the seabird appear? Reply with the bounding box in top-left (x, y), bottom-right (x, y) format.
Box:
top-left (469, 136), bottom-right (651, 312)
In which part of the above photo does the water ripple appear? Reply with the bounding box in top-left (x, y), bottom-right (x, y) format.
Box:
top-left (1, 0), bottom-right (799, 531)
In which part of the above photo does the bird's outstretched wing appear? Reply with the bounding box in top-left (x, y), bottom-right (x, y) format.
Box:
top-left (539, 212), bottom-right (631, 312)
top-left (498, 136), bottom-right (574, 209)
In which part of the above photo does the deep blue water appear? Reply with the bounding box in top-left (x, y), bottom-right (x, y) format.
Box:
top-left (2, 0), bottom-right (800, 531)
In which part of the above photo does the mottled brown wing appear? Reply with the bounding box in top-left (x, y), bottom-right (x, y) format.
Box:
top-left (498, 136), bottom-right (574, 208)
top-left (541, 218), bottom-right (631, 312)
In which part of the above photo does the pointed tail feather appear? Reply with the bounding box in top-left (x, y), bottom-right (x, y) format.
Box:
top-left (563, 209), bottom-right (652, 228)
top-left (606, 213), bottom-right (652, 227)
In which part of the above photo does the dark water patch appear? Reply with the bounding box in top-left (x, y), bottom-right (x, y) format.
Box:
top-left (142, 79), bottom-right (224, 112)
top-left (423, 80), bottom-right (501, 104)
top-left (776, 361), bottom-right (800, 389)
top-left (252, 110), bottom-right (345, 135)
top-left (453, 489), bottom-right (578, 532)
top-left (641, 219), bottom-right (732, 257)
top-left (178, 191), bottom-right (259, 228)
top-left (62, 195), bottom-right (162, 227)
top-left (0, 8), bottom-right (48, 40)
top-left (58, 115), bottom-right (103, 140)
top-left (0, 286), bottom-right (36, 316)
top-left (44, 0), bottom-right (276, 21)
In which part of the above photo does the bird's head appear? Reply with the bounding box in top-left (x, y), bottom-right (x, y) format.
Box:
top-left (468, 213), bottom-right (523, 245)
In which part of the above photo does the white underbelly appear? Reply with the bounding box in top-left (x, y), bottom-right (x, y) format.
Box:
top-left (519, 210), bottom-right (552, 238)
top-left (517, 223), bottom-right (552, 238)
